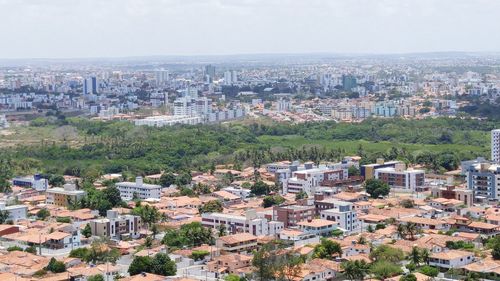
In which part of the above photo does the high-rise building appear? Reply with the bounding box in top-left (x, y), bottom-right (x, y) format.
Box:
top-left (205, 64), bottom-right (216, 81)
top-left (342, 75), bottom-right (357, 91)
top-left (83, 77), bottom-right (98, 94)
top-left (224, 70), bottom-right (238, 85)
top-left (173, 97), bottom-right (195, 116)
top-left (156, 69), bottom-right (169, 85)
top-left (492, 129), bottom-right (500, 163)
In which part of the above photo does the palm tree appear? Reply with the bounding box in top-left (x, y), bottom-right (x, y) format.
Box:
top-left (409, 246), bottom-right (421, 265)
top-left (420, 248), bottom-right (430, 265)
top-left (397, 224), bottom-right (406, 239)
top-left (405, 222), bottom-right (418, 240)
top-left (341, 260), bottom-right (370, 281)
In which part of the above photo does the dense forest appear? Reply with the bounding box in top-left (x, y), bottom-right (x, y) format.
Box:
top-left (0, 117), bottom-right (497, 182)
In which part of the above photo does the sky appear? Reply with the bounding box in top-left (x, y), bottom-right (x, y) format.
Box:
top-left (1, 0), bottom-right (500, 59)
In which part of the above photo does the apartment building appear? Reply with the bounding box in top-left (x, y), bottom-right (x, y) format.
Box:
top-left (202, 210), bottom-right (283, 236)
top-left (374, 163), bottom-right (425, 192)
top-left (273, 205), bottom-right (315, 228)
top-left (319, 200), bottom-right (360, 233)
top-left (361, 159), bottom-right (401, 180)
top-left (90, 210), bottom-right (142, 239)
top-left (116, 176), bottom-right (162, 200)
top-left (492, 129), bottom-right (500, 163)
top-left (45, 184), bottom-right (86, 207)
top-left (215, 233), bottom-right (258, 253)
top-left (465, 162), bottom-right (500, 202)
top-left (283, 167), bottom-right (346, 195)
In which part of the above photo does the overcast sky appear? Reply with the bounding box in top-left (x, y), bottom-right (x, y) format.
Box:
top-left (1, 0), bottom-right (499, 59)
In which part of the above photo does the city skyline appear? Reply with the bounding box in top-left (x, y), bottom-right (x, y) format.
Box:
top-left (1, 0), bottom-right (500, 59)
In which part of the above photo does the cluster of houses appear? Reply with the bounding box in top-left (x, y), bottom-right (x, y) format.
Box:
top-left (2, 153), bottom-right (500, 281)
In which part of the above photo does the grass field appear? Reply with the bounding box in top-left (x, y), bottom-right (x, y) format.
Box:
top-left (257, 135), bottom-right (489, 156)
top-left (0, 125), bottom-right (84, 148)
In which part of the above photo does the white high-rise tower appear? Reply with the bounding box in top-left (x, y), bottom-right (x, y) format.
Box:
top-left (492, 129), bottom-right (500, 163)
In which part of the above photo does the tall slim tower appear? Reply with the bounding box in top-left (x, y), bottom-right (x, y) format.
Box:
top-left (492, 129), bottom-right (500, 163)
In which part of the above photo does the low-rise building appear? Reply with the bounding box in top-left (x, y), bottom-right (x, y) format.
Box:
top-left (202, 210), bottom-right (283, 236)
top-left (0, 202), bottom-right (27, 222)
top-left (273, 205), bottom-right (315, 228)
top-left (116, 176), bottom-right (162, 200)
top-left (45, 184), bottom-right (86, 207)
top-left (297, 219), bottom-right (338, 236)
top-left (12, 174), bottom-right (48, 191)
top-left (429, 250), bottom-right (474, 269)
top-left (90, 210), bottom-right (142, 239)
top-left (215, 233), bottom-right (258, 253)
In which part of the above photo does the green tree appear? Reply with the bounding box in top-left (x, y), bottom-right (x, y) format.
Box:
top-left (409, 247), bottom-right (421, 265)
top-left (419, 265), bottom-right (439, 277)
top-left (45, 257), bottom-right (66, 273)
top-left (199, 200), bottom-right (224, 213)
top-left (159, 173), bottom-right (176, 187)
top-left (218, 224), bottom-right (227, 237)
top-left (88, 275), bottom-right (105, 281)
top-left (262, 195), bottom-right (285, 208)
top-left (400, 199), bottom-right (415, 208)
top-left (37, 208), bottom-right (50, 220)
top-left (81, 223), bottom-right (92, 238)
top-left (331, 229), bottom-right (344, 237)
top-left (162, 222), bottom-right (214, 248)
top-left (251, 181), bottom-right (270, 196)
top-left (295, 191), bottom-right (308, 200)
top-left (132, 204), bottom-right (161, 228)
top-left (128, 256), bottom-right (152, 276)
top-left (364, 179), bottom-right (390, 198)
top-left (370, 244), bottom-right (405, 263)
top-left (102, 186), bottom-right (122, 207)
top-left (69, 247), bottom-right (90, 260)
top-left (313, 239), bottom-right (342, 259)
top-left (0, 210), bottom-right (10, 224)
top-left (341, 260), bottom-right (370, 281)
top-left (348, 165), bottom-right (360, 177)
top-left (151, 253), bottom-right (176, 276)
top-left (190, 250), bottom-right (210, 261)
top-left (86, 239), bottom-right (120, 264)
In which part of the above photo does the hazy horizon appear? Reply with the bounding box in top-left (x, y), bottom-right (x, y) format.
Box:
top-left (1, 0), bottom-right (500, 59)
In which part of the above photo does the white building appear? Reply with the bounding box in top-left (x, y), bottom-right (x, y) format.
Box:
top-left (116, 176), bottom-right (162, 200)
top-left (283, 167), bottom-right (346, 195)
top-left (320, 201), bottom-right (360, 233)
top-left (0, 202), bottom-right (27, 222)
top-left (429, 250), bottom-right (474, 269)
top-left (156, 69), bottom-right (169, 85)
top-left (201, 210), bottom-right (284, 236)
top-left (134, 115), bottom-right (203, 127)
top-left (374, 163), bottom-right (425, 192)
top-left (492, 129), bottom-right (500, 163)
